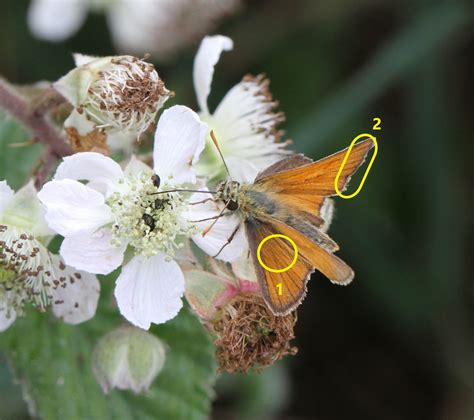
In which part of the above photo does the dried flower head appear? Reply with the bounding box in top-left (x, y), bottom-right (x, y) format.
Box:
top-left (55, 54), bottom-right (173, 153)
top-left (81, 56), bottom-right (168, 134)
top-left (213, 294), bottom-right (298, 373)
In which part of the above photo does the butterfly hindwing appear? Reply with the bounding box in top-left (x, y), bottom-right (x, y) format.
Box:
top-left (246, 213), bottom-right (354, 315)
top-left (245, 217), bottom-right (313, 315)
top-left (264, 216), bottom-right (354, 285)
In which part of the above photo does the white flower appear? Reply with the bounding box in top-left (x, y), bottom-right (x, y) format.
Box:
top-left (38, 105), bottom-right (213, 329)
top-left (55, 53), bottom-right (172, 154)
top-left (28, 0), bottom-right (240, 59)
top-left (182, 189), bottom-right (247, 263)
top-left (193, 35), bottom-right (291, 183)
top-left (0, 180), bottom-right (100, 332)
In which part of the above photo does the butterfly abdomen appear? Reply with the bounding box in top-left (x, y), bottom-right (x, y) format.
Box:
top-left (281, 213), bottom-right (338, 251)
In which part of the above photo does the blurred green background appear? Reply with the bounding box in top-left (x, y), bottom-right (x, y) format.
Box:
top-left (0, 0), bottom-right (472, 419)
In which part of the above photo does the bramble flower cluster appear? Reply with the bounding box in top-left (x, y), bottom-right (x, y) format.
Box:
top-left (0, 34), bottom-right (337, 394)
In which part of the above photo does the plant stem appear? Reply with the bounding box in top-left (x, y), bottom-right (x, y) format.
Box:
top-left (31, 86), bottom-right (67, 117)
top-left (0, 78), bottom-right (72, 157)
top-left (34, 149), bottom-right (58, 189)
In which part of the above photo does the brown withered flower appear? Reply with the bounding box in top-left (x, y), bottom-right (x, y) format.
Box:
top-left (213, 294), bottom-right (298, 373)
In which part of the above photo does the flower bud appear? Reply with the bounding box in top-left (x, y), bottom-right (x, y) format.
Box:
top-left (92, 324), bottom-right (166, 394)
top-left (184, 257), bottom-right (259, 322)
top-left (54, 54), bottom-right (173, 152)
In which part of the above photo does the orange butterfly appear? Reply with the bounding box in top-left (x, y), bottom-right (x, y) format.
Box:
top-left (208, 139), bottom-right (374, 315)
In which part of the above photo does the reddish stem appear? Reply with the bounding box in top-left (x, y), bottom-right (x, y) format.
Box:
top-left (0, 79), bottom-right (72, 157)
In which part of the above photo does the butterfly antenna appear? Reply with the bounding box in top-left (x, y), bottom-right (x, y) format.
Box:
top-left (151, 189), bottom-right (216, 195)
top-left (210, 130), bottom-right (230, 177)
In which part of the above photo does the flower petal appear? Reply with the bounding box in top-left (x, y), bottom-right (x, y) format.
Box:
top-left (124, 155), bottom-right (152, 176)
top-left (183, 194), bottom-right (247, 262)
top-left (0, 180), bottom-right (14, 218)
top-left (38, 179), bottom-right (113, 236)
top-left (193, 35), bottom-right (233, 114)
top-left (64, 108), bottom-right (96, 135)
top-left (73, 53), bottom-right (98, 67)
top-left (107, 131), bottom-right (137, 154)
top-left (55, 152), bottom-right (124, 197)
top-left (153, 105), bottom-right (207, 185)
top-left (28, 0), bottom-right (87, 42)
top-left (207, 75), bottom-right (290, 178)
top-left (60, 228), bottom-right (126, 275)
top-left (0, 298), bottom-right (16, 332)
top-left (106, 0), bottom-right (159, 55)
top-left (50, 255), bottom-right (101, 324)
top-left (226, 156), bottom-right (260, 183)
top-left (114, 254), bottom-right (184, 329)
top-left (320, 198), bottom-right (335, 233)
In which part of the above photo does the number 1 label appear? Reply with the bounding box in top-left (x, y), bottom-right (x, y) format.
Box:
top-left (276, 283), bottom-right (283, 295)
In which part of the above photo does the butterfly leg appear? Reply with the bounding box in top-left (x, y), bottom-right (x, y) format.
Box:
top-left (189, 212), bottom-right (232, 223)
top-left (189, 197), bottom-right (214, 205)
top-left (213, 224), bottom-right (241, 258)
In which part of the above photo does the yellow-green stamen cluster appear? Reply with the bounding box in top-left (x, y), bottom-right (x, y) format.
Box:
top-left (108, 172), bottom-right (193, 258)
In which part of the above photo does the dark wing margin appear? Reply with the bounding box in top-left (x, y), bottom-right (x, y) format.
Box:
top-left (255, 154), bottom-right (313, 181)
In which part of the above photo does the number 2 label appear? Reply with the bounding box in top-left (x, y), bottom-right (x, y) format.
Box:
top-left (372, 118), bottom-right (382, 130)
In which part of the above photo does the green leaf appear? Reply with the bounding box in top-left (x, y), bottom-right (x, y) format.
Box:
top-left (0, 298), bottom-right (216, 420)
top-left (0, 111), bottom-right (42, 189)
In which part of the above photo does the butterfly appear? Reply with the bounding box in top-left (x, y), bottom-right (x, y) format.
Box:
top-left (203, 137), bottom-right (375, 315)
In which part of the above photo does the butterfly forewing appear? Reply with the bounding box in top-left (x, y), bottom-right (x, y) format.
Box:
top-left (255, 139), bottom-right (374, 216)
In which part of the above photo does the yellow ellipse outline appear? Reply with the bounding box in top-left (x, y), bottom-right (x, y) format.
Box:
top-left (257, 234), bottom-right (298, 273)
top-left (334, 133), bottom-right (378, 199)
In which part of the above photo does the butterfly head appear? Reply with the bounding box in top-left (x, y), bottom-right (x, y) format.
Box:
top-left (216, 180), bottom-right (241, 211)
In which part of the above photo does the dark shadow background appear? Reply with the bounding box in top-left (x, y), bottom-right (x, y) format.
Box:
top-left (0, 0), bottom-right (472, 419)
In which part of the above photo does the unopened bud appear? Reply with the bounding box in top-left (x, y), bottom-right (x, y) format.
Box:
top-left (92, 324), bottom-right (166, 394)
top-left (184, 257), bottom-right (259, 322)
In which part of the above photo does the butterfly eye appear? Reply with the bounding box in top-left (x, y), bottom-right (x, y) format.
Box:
top-left (227, 200), bottom-right (239, 211)
top-left (151, 174), bottom-right (161, 189)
